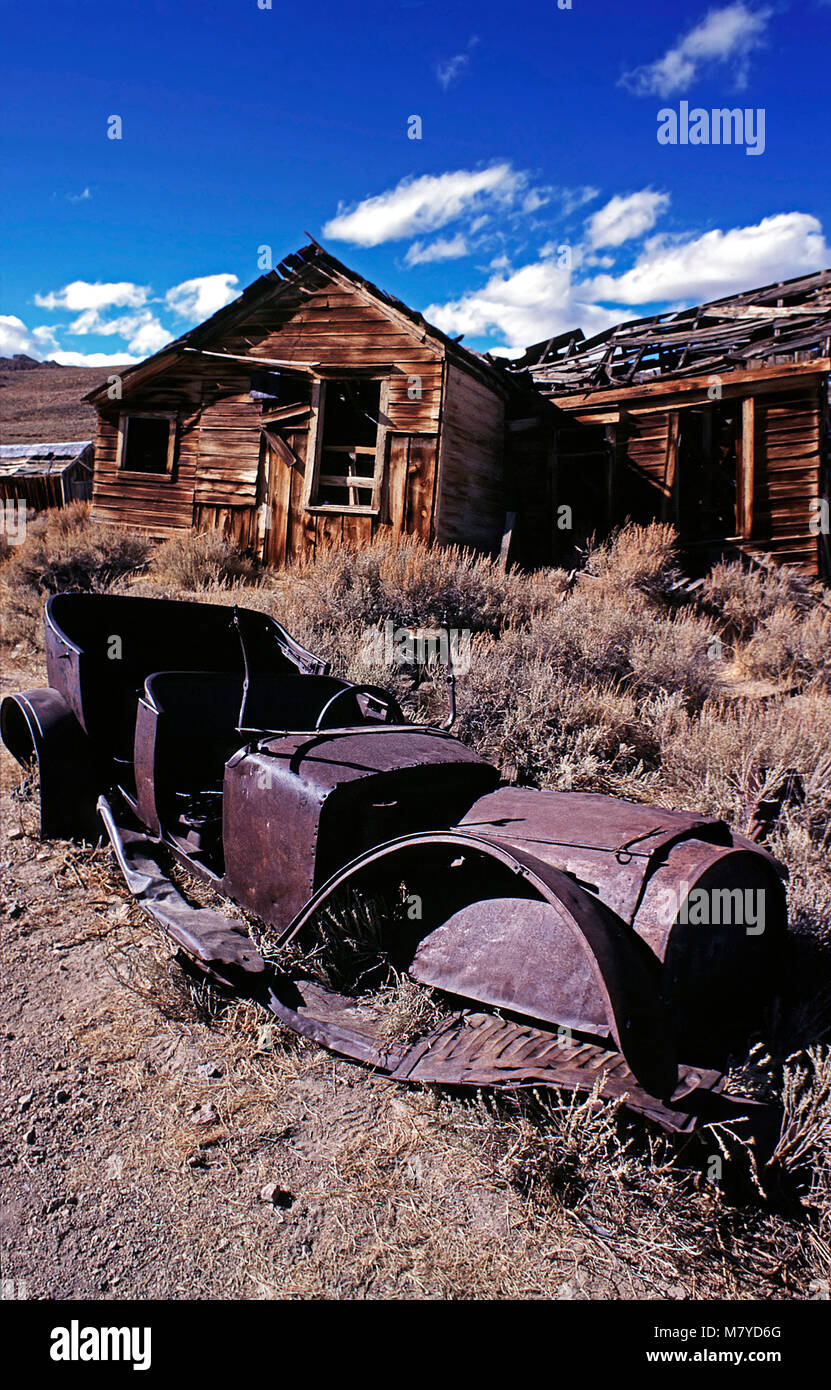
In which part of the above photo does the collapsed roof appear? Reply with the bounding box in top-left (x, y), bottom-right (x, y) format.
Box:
top-left (0, 440), bottom-right (93, 478)
top-left (508, 267), bottom-right (831, 397)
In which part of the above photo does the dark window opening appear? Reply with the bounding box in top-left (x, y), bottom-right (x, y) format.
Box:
top-left (312, 378), bottom-right (381, 509)
top-left (121, 416), bottom-right (173, 474)
top-left (249, 369), bottom-right (284, 402)
top-left (677, 404), bottom-right (740, 541)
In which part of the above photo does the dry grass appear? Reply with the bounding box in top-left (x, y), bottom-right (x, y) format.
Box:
top-left (0, 502), bottom-right (150, 649)
top-left (583, 521), bottom-right (682, 600)
top-left (151, 530), bottom-right (257, 590)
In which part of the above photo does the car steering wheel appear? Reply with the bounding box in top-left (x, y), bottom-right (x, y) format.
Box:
top-left (314, 683), bottom-right (404, 730)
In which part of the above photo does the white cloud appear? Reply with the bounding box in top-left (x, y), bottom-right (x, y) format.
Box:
top-left (425, 259), bottom-right (621, 357)
top-left (587, 212), bottom-right (828, 305)
top-left (559, 186), bottom-right (601, 217)
top-left (67, 187), bottom-right (92, 203)
top-left (322, 164), bottom-right (532, 247)
top-left (34, 280), bottom-right (149, 312)
top-left (32, 325), bottom-right (60, 353)
top-left (60, 306), bottom-right (173, 357)
top-left (436, 52), bottom-right (470, 88)
top-left (125, 318), bottom-right (175, 356)
top-left (404, 234), bottom-right (469, 266)
top-left (587, 191), bottom-right (670, 248)
top-left (435, 35), bottom-right (478, 89)
top-left (423, 208), bottom-right (829, 356)
top-left (52, 351), bottom-right (142, 367)
top-left (0, 315), bottom-right (37, 356)
top-left (621, 3), bottom-right (773, 97)
top-left (165, 273), bottom-right (240, 322)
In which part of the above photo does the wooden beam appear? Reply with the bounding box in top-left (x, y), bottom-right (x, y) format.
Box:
top-left (741, 396), bottom-right (756, 540)
top-left (262, 428), bottom-right (302, 469)
top-left (549, 357), bottom-right (831, 411)
top-left (185, 348), bottom-right (319, 370)
top-left (499, 511), bottom-right (517, 567)
top-left (661, 411), bottom-right (680, 521)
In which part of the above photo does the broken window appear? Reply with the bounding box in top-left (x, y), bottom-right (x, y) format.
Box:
top-left (253, 369), bottom-right (312, 426)
top-left (118, 413), bottom-right (176, 475)
top-left (309, 378), bottom-right (383, 510)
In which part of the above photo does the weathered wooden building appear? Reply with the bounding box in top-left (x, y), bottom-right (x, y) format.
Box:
top-left (513, 269), bottom-right (831, 578)
top-left (85, 249), bottom-right (831, 578)
top-left (85, 243), bottom-right (553, 566)
top-left (0, 440), bottom-right (94, 511)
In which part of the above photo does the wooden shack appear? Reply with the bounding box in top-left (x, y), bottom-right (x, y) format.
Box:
top-left (0, 440), bottom-right (94, 511)
top-left (85, 243), bottom-right (543, 565)
top-left (514, 269), bottom-right (831, 578)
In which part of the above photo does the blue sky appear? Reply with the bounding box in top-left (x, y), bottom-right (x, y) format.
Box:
top-left (2, 0), bottom-right (830, 365)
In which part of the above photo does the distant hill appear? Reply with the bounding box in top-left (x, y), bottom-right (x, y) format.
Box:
top-left (0, 359), bottom-right (131, 445)
top-left (0, 353), bottom-right (61, 371)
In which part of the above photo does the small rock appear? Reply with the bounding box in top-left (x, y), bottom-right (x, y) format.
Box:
top-left (8, 828), bottom-right (23, 841)
top-left (6, 902), bottom-right (24, 919)
top-left (18, 1093), bottom-right (33, 1112)
top-left (259, 1182), bottom-right (294, 1209)
top-left (189, 1103), bottom-right (218, 1126)
top-left (24, 1128), bottom-right (36, 1145)
top-left (196, 1062), bottom-right (223, 1079)
top-left (44, 1195), bottom-right (77, 1215)
top-left (186, 1152), bottom-right (207, 1169)
top-left (55, 1089), bottom-right (70, 1104)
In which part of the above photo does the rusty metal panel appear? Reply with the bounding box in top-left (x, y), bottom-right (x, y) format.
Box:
top-left (222, 730), bottom-right (497, 929)
top-left (410, 897), bottom-right (609, 1035)
top-left (460, 786), bottom-right (733, 923)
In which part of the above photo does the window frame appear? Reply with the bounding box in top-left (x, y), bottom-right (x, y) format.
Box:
top-left (116, 411), bottom-right (178, 480)
top-left (303, 376), bottom-right (389, 515)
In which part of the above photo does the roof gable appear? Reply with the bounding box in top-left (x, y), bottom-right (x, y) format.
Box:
top-left (85, 242), bottom-right (507, 404)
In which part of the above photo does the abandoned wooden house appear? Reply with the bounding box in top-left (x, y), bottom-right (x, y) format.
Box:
top-left (85, 243), bottom-right (554, 567)
top-left (512, 267), bottom-right (831, 578)
top-left (0, 440), bottom-right (94, 511)
top-left (84, 246), bottom-right (831, 578)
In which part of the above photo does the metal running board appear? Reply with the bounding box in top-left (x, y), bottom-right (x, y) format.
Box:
top-left (392, 1011), bottom-right (727, 1132)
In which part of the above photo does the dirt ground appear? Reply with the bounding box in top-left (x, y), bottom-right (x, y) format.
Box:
top-left (0, 647), bottom-right (823, 1302)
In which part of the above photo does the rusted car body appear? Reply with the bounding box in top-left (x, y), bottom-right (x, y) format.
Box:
top-left (2, 594), bottom-right (789, 1129)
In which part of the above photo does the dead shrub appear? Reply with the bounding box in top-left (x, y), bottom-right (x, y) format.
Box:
top-left (375, 973), bottom-right (451, 1045)
top-left (275, 532), bottom-right (561, 641)
top-left (583, 522), bottom-right (681, 601)
top-left (739, 604), bottom-right (831, 689)
top-left (1, 501), bottom-right (149, 597)
top-left (700, 558), bottom-right (820, 639)
top-left (628, 612), bottom-right (723, 707)
top-left (152, 530), bottom-right (257, 589)
top-left (769, 1048), bottom-right (831, 1282)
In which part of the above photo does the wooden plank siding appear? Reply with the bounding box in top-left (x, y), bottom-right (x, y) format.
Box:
top-left (435, 362), bottom-right (505, 551)
top-left (749, 383), bottom-right (824, 572)
top-left (554, 372), bottom-right (829, 575)
top-left (91, 407), bottom-right (200, 535)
